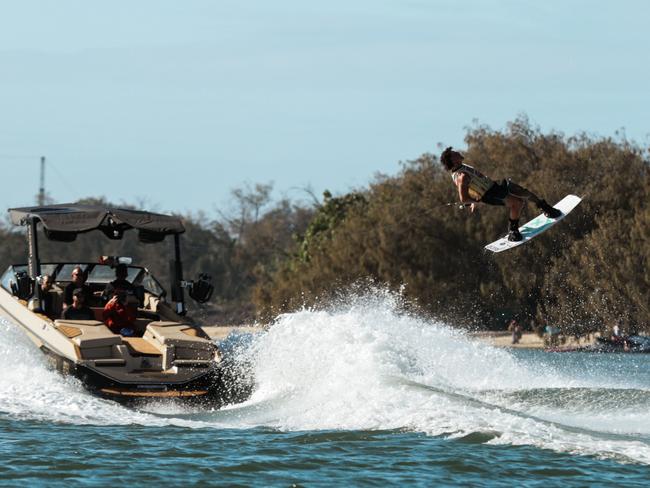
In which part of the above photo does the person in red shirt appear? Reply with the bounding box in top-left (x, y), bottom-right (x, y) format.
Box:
top-left (103, 291), bottom-right (137, 336)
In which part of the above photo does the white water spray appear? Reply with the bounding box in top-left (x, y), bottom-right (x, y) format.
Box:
top-left (1, 290), bottom-right (649, 463)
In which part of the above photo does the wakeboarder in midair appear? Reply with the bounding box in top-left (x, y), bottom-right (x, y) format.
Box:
top-left (440, 147), bottom-right (562, 241)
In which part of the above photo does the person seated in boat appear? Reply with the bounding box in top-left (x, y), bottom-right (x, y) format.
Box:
top-left (103, 290), bottom-right (137, 336)
top-left (40, 274), bottom-right (57, 318)
top-left (62, 288), bottom-right (95, 321)
top-left (101, 264), bottom-right (134, 303)
top-left (63, 266), bottom-right (92, 312)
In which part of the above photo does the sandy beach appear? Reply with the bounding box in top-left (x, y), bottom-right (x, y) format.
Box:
top-left (203, 327), bottom-right (597, 351)
top-left (471, 331), bottom-right (597, 349)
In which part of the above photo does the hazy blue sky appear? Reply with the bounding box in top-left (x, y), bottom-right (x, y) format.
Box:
top-left (1, 0), bottom-right (648, 216)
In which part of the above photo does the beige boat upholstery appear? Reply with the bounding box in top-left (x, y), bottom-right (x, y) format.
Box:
top-left (55, 320), bottom-right (120, 347)
top-left (143, 293), bottom-right (161, 312)
top-left (52, 319), bottom-right (214, 365)
top-left (146, 322), bottom-right (207, 345)
top-left (55, 319), bottom-right (122, 360)
top-left (145, 321), bottom-right (214, 361)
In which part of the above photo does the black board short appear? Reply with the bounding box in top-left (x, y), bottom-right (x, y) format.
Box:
top-left (481, 179), bottom-right (510, 206)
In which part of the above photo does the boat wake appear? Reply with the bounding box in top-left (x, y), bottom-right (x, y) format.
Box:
top-left (2, 291), bottom-right (650, 464)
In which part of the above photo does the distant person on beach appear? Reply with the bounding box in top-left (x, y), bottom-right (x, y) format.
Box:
top-left (440, 147), bottom-right (562, 241)
top-left (508, 319), bottom-right (523, 344)
top-left (544, 324), bottom-right (561, 347)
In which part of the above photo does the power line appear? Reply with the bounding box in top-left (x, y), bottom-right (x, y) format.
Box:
top-left (47, 159), bottom-right (81, 199)
top-left (1, 155), bottom-right (81, 203)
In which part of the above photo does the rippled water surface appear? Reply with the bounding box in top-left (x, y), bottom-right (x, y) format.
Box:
top-left (2, 294), bottom-right (650, 486)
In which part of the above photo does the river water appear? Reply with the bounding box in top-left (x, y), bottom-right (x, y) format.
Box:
top-left (1, 293), bottom-right (649, 486)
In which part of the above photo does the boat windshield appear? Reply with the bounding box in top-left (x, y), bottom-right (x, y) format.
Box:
top-left (57, 264), bottom-right (89, 281)
top-left (8, 264), bottom-right (58, 278)
top-left (87, 265), bottom-right (140, 284)
top-left (0, 264), bottom-right (58, 293)
top-left (1, 263), bottom-right (166, 298)
top-left (140, 272), bottom-right (165, 296)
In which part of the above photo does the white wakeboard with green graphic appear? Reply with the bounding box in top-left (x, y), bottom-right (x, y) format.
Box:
top-left (485, 194), bottom-right (582, 253)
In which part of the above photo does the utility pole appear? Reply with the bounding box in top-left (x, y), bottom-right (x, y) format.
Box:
top-left (38, 156), bottom-right (45, 206)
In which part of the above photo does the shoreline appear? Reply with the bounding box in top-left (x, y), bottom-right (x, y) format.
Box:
top-left (470, 331), bottom-right (597, 350)
top-left (202, 327), bottom-right (598, 351)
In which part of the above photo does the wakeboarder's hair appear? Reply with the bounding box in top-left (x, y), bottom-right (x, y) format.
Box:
top-left (440, 146), bottom-right (456, 170)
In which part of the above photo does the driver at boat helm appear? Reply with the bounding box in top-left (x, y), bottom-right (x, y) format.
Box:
top-left (101, 263), bottom-right (135, 303)
top-left (63, 266), bottom-right (92, 312)
top-left (102, 290), bottom-right (137, 336)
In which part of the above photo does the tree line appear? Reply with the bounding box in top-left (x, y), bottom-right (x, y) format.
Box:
top-left (1, 117), bottom-right (648, 335)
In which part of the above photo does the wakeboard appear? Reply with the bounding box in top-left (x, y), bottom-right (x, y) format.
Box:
top-left (485, 194), bottom-right (582, 253)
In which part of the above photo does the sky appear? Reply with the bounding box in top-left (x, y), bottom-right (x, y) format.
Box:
top-left (1, 0), bottom-right (649, 217)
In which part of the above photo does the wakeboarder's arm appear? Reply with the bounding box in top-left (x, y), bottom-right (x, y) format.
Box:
top-left (455, 173), bottom-right (477, 212)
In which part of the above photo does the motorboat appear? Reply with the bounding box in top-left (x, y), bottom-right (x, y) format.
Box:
top-left (0, 204), bottom-right (242, 403)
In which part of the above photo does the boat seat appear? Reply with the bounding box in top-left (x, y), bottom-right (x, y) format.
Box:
top-left (145, 322), bottom-right (214, 361)
top-left (143, 292), bottom-right (161, 312)
top-left (145, 321), bottom-right (211, 347)
top-left (55, 319), bottom-right (122, 348)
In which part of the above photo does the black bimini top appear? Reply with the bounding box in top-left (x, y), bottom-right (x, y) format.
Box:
top-left (8, 204), bottom-right (185, 242)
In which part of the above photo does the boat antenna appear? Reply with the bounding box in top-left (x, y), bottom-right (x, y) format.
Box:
top-left (38, 156), bottom-right (46, 206)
